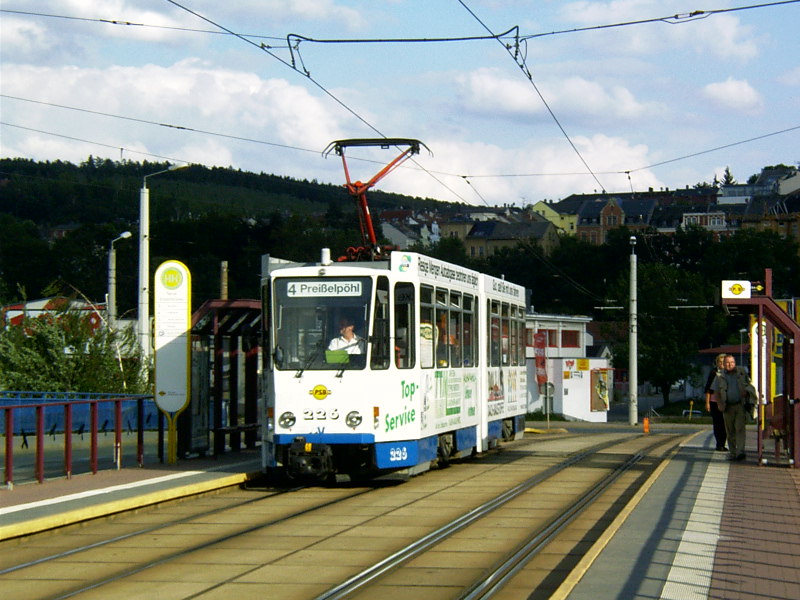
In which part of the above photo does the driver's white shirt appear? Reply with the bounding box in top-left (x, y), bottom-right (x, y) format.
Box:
top-left (328, 335), bottom-right (365, 354)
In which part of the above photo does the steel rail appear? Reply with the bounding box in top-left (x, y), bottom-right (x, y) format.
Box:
top-left (460, 452), bottom-right (647, 599)
top-left (312, 438), bottom-right (628, 600)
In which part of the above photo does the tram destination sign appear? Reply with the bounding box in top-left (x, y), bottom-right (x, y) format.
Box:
top-left (286, 280), bottom-right (363, 297)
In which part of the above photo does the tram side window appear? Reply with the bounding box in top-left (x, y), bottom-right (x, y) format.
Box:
top-left (394, 282), bottom-right (415, 369)
top-left (489, 300), bottom-right (501, 367)
top-left (420, 285), bottom-right (434, 368)
top-left (515, 306), bottom-right (526, 366)
top-left (463, 295), bottom-right (476, 367)
top-left (435, 288), bottom-right (450, 367)
top-left (501, 303), bottom-right (510, 366)
top-left (509, 309), bottom-right (518, 366)
top-left (448, 291), bottom-right (462, 367)
top-left (371, 276), bottom-right (391, 370)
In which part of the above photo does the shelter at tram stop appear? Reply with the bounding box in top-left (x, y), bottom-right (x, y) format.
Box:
top-left (526, 313), bottom-right (612, 423)
top-left (182, 299), bottom-right (262, 458)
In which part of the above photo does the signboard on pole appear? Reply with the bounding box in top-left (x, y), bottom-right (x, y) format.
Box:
top-left (154, 260), bottom-right (191, 463)
top-left (721, 280), bottom-right (751, 299)
top-left (154, 260), bottom-right (191, 414)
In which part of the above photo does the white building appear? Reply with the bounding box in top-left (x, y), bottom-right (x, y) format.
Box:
top-left (526, 313), bottom-right (611, 423)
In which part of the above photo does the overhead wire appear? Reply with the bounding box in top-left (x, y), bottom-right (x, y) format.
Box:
top-left (456, 0), bottom-right (607, 194)
top-left (0, 8), bottom-right (288, 45)
top-left (4, 2), bottom-right (798, 198)
top-left (0, 94), bottom-right (321, 157)
top-left (0, 122), bottom-right (187, 164)
top-left (3, 95), bottom-right (796, 194)
top-left (162, 0), bottom-right (470, 204)
top-left (519, 0), bottom-right (800, 40)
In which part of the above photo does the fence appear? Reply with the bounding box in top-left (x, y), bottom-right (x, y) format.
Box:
top-left (2, 392), bottom-right (157, 487)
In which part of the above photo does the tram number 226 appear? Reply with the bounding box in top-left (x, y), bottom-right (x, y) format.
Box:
top-left (303, 409), bottom-right (339, 420)
top-left (389, 446), bottom-right (409, 462)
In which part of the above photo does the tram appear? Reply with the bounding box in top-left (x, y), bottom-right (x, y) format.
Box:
top-left (260, 249), bottom-right (528, 481)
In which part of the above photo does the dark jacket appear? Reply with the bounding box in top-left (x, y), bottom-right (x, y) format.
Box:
top-left (714, 367), bottom-right (757, 410)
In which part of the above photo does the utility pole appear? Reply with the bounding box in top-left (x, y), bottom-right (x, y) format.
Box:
top-left (629, 235), bottom-right (638, 426)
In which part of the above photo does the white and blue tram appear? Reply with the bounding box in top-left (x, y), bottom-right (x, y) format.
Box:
top-left (260, 250), bottom-right (527, 480)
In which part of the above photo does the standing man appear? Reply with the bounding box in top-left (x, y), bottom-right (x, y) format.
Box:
top-left (704, 354), bottom-right (727, 451)
top-left (711, 354), bottom-right (749, 461)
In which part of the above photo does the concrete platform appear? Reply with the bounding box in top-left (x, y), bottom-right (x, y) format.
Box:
top-left (558, 427), bottom-right (800, 600)
top-left (0, 450), bottom-right (263, 540)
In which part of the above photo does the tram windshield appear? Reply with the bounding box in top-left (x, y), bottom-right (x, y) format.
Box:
top-left (272, 277), bottom-right (372, 371)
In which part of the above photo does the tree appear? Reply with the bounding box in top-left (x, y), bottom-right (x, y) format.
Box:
top-left (607, 263), bottom-right (709, 405)
top-left (722, 166), bottom-right (736, 185)
top-left (0, 305), bottom-right (148, 393)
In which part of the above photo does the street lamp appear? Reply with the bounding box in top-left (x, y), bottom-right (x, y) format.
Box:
top-left (629, 235), bottom-right (638, 426)
top-left (108, 231), bottom-right (132, 327)
top-left (138, 164), bottom-right (188, 360)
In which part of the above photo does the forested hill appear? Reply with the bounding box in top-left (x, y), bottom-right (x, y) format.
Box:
top-left (0, 157), bottom-right (453, 310)
top-left (0, 156), bottom-right (448, 226)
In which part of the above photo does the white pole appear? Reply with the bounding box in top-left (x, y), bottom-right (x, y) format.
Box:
top-left (138, 164), bottom-right (188, 361)
top-left (108, 231), bottom-right (131, 328)
top-left (138, 184), bottom-right (150, 361)
top-left (629, 235), bottom-right (638, 426)
top-left (108, 243), bottom-right (117, 325)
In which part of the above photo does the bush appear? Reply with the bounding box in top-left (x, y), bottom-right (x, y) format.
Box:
top-left (0, 307), bottom-right (148, 393)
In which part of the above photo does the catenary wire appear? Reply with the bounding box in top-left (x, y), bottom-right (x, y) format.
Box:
top-left (162, 0), bottom-right (470, 204)
top-left (519, 0), bottom-right (800, 40)
top-left (456, 0), bottom-right (607, 194)
top-left (5, 5), bottom-right (796, 183)
top-left (0, 8), bottom-right (287, 45)
top-left (3, 97), bottom-right (795, 191)
top-left (0, 122), bottom-right (188, 165)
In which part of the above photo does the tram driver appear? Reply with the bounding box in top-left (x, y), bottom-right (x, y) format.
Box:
top-left (328, 317), bottom-right (366, 354)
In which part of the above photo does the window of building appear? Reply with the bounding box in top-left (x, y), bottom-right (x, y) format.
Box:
top-left (561, 330), bottom-right (579, 348)
top-left (539, 328), bottom-right (558, 347)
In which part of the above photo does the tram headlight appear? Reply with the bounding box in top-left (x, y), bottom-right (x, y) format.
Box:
top-left (278, 412), bottom-right (296, 428)
top-left (345, 411), bottom-right (362, 429)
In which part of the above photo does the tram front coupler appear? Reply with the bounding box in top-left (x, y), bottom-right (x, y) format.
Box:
top-left (288, 436), bottom-right (334, 480)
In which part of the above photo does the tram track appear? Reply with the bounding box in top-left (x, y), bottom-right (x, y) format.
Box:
top-left (0, 431), bottom-right (684, 600)
top-left (313, 434), bottom-right (682, 600)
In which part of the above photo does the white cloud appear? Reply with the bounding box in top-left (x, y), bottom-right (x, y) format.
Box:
top-left (455, 68), bottom-right (654, 124)
top-left (373, 134), bottom-right (662, 204)
top-left (0, 60), bottom-right (348, 169)
top-left (560, 1), bottom-right (759, 61)
top-left (702, 77), bottom-right (764, 114)
top-left (455, 68), bottom-right (544, 118)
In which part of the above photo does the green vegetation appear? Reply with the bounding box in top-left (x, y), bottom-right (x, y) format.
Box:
top-left (0, 305), bottom-right (148, 393)
top-left (2, 157), bottom-right (798, 398)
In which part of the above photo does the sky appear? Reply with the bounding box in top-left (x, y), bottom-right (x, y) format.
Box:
top-left (1, 0), bottom-right (799, 206)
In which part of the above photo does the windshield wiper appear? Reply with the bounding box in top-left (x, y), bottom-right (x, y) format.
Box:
top-left (295, 341), bottom-right (323, 378)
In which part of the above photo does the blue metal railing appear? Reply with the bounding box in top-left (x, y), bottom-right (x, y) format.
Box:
top-left (0, 392), bottom-right (157, 434)
top-left (2, 391), bottom-right (157, 486)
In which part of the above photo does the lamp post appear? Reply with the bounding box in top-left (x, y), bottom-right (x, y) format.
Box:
top-left (139, 164), bottom-right (188, 360)
top-left (108, 231), bottom-right (132, 327)
top-left (629, 235), bottom-right (638, 426)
